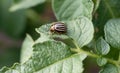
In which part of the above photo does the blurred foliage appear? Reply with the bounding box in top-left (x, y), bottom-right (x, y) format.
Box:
top-left (93, 0), bottom-right (120, 39)
top-left (0, 0), bottom-right (120, 73)
top-left (0, 0), bottom-right (55, 68)
top-left (0, 0), bottom-right (26, 38)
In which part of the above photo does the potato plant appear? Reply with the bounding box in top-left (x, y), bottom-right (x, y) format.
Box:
top-left (0, 0), bottom-right (120, 73)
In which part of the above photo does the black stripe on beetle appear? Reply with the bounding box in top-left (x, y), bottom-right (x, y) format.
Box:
top-left (50, 22), bottom-right (67, 33)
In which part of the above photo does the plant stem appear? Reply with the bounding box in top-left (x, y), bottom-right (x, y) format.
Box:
top-left (72, 41), bottom-right (119, 66)
top-left (78, 48), bottom-right (118, 65)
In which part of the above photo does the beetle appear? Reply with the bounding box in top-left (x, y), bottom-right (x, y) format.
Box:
top-left (50, 22), bottom-right (67, 33)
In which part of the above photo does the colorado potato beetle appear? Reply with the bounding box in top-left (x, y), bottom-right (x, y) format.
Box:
top-left (50, 22), bottom-right (67, 33)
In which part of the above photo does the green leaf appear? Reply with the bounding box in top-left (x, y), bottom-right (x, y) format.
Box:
top-left (36, 17), bottom-right (94, 48)
top-left (52, 0), bottom-right (94, 20)
top-left (93, 0), bottom-right (120, 38)
top-left (99, 64), bottom-right (118, 73)
top-left (23, 41), bottom-right (73, 73)
top-left (97, 57), bottom-right (107, 66)
top-left (0, 41), bottom-right (87, 73)
top-left (66, 17), bottom-right (94, 47)
top-left (0, 66), bottom-right (9, 73)
top-left (52, 35), bottom-right (76, 48)
top-left (21, 32), bottom-right (51, 64)
top-left (20, 34), bottom-right (34, 64)
top-left (24, 54), bottom-right (87, 73)
top-left (101, 0), bottom-right (120, 18)
top-left (0, 0), bottom-right (26, 38)
top-left (0, 63), bottom-right (20, 73)
top-left (36, 23), bottom-right (51, 35)
top-left (35, 27), bottom-right (52, 43)
top-left (104, 19), bottom-right (120, 49)
top-left (35, 33), bottom-right (51, 43)
top-left (95, 37), bottom-right (110, 55)
top-left (94, 0), bottom-right (120, 25)
top-left (10, 0), bottom-right (46, 11)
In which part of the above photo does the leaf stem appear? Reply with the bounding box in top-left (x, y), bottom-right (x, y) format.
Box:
top-left (72, 41), bottom-right (119, 66)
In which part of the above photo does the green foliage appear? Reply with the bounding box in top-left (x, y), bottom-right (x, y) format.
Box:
top-left (52, 0), bottom-right (94, 20)
top-left (0, 0), bottom-right (26, 38)
top-left (99, 64), bottom-right (118, 73)
top-left (0, 0), bottom-right (120, 73)
top-left (10, 0), bottom-right (46, 11)
top-left (97, 57), bottom-right (107, 66)
top-left (92, 0), bottom-right (101, 13)
top-left (0, 40), bottom-right (87, 73)
top-left (93, 0), bottom-right (120, 38)
top-left (95, 37), bottom-right (110, 55)
top-left (20, 34), bottom-right (34, 64)
top-left (37, 17), bottom-right (94, 48)
top-left (104, 19), bottom-right (120, 49)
